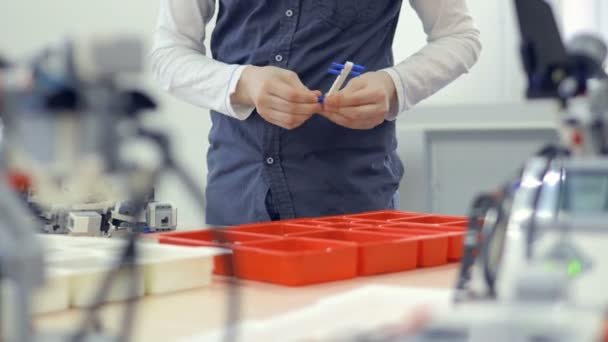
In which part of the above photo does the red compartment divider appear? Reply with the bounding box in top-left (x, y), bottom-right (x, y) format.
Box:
top-left (393, 214), bottom-right (468, 226)
top-left (439, 221), bottom-right (469, 229)
top-left (310, 216), bottom-right (353, 224)
top-left (157, 230), bottom-right (281, 275)
top-left (380, 223), bottom-right (466, 261)
top-left (155, 229), bottom-right (278, 246)
top-left (381, 222), bottom-right (467, 261)
top-left (347, 210), bottom-right (432, 222)
top-left (358, 227), bottom-right (449, 267)
top-left (338, 219), bottom-right (387, 227)
top-left (226, 222), bottom-right (330, 236)
top-left (293, 230), bottom-right (418, 276)
top-left (232, 238), bottom-right (358, 286)
top-left (313, 222), bottom-right (375, 231)
top-left (441, 226), bottom-right (467, 261)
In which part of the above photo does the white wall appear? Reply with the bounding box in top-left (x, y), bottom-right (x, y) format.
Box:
top-left (395, 0), bottom-right (526, 107)
top-left (0, 0), bottom-right (533, 228)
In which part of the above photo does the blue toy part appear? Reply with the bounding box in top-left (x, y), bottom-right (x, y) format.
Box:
top-left (319, 61), bottom-right (368, 103)
top-left (331, 62), bottom-right (366, 73)
top-left (327, 68), bottom-right (361, 77)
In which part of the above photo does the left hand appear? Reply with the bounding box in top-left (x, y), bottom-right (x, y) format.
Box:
top-left (320, 71), bottom-right (397, 130)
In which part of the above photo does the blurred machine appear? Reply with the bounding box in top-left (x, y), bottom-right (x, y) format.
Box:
top-left (0, 36), bottom-right (162, 341)
top-left (37, 198), bottom-right (177, 236)
top-left (405, 1), bottom-right (608, 341)
top-left (0, 34), bottom-right (234, 342)
top-left (1, 39), bottom-right (178, 238)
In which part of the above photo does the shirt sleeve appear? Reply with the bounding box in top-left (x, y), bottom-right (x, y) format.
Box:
top-left (382, 0), bottom-right (482, 120)
top-left (150, 0), bottom-right (255, 120)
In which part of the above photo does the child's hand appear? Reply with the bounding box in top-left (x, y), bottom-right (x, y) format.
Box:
top-left (232, 66), bottom-right (322, 130)
top-left (320, 71), bottom-right (397, 130)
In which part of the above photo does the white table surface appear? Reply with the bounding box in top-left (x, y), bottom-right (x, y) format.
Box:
top-left (34, 264), bottom-right (458, 341)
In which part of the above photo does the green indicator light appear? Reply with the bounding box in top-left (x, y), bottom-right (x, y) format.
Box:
top-left (568, 259), bottom-right (583, 277)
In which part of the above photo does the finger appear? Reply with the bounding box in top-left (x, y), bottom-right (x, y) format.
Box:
top-left (268, 82), bottom-right (319, 104)
top-left (268, 95), bottom-right (323, 115)
top-left (319, 110), bottom-right (383, 130)
top-left (342, 77), bottom-right (367, 92)
top-left (320, 102), bottom-right (388, 124)
top-left (279, 70), bottom-right (312, 91)
top-left (278, 70), bottom-right (324, 103)
top-left (326, 116), bottom-right (380, 130)
top-left (324, 88), bottom-right (385, 109)
top-left (333, 103), bottom-right (389, 120)
top-left (262, 109), bottom-right (312, 129)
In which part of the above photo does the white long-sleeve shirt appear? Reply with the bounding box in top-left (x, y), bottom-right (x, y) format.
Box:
top-left (150, 0), bottom-right (481, 121)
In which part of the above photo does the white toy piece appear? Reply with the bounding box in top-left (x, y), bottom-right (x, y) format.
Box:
top-left (327, 61), bottom-right (354, 96)
top-left (67, 211), bottom-right (103, 236)
top-left (146, 202), bottom-right (177, 231)
top-left (319, 61), bottom-right (366, 103)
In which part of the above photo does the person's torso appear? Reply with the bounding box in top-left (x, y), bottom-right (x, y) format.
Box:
top-left (206, 0), bottom-right (405, 225)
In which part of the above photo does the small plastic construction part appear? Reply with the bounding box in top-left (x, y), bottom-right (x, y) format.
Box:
top-left (359, 227), bottom-right (449, 267)
top-left (227, 223), bottom-right (328, 236)
top-left (294, 230), bottom-right (419, 276)
top-left (331, 62), bottom-right (366, 72)
top-left (319, 61), bottom-right (367, 103)
top-left (232, 238), bottom-right (358, 286)
top-left (381, 223), bottom-right (466, 262)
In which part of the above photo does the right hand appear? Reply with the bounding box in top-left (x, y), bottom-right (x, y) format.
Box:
top-left (232, 66), bottom-right (322, 130)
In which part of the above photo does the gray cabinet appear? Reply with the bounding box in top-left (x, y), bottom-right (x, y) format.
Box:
top-left (396, 102), bottom-right (560, 215)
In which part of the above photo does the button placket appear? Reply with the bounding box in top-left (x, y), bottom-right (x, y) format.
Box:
top-left (261, 0), bottom-right (301, 220)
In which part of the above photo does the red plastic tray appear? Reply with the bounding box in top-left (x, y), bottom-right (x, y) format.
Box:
top-left (359, 228), bottom-right (449, 267)
top-left (232, 238), bottom-right (358, 286)
top-left (381, 223), bottom-right (466, 261)
top-left (152, 211), bottom-right (470, 286)
top-left (394, 214), bottom-right (468, 226)
top-left (157, 230), bottom-right (280, 275)
top-left (347, 210), bottom-right (431, 222)
top-left (294, 230), bottom-right (418, 276)
top-left (226, 222), bottom-right (328, 236)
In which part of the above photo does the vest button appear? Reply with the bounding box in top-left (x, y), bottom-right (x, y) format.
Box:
top-left (274, 54), bottom-right (283, 62)
top-left (285, 9), bottom-right (294, 17)
top-left (266, 157), bottom-right (275, 165)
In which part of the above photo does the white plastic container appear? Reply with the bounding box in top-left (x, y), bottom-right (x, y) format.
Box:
top-left (137, 243), bottom-right (220, 295)
top-left (31, 268), bottom-right (72, 315)
top-left (37, 235), bottom-right (225, 309)
top-left (44, 245), bottom-right (145, 308)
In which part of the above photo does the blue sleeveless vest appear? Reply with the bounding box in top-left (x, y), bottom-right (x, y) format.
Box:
top-left (206, 0), bottom-right (404, 225)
